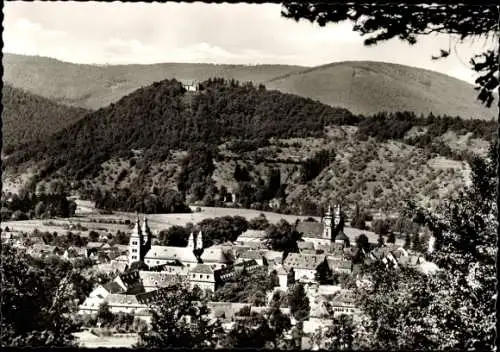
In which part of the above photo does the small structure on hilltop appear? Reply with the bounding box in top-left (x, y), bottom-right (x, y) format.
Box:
top-left (181, 80), bottom-right (199, 92)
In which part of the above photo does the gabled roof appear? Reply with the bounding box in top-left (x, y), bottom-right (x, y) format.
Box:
top-left (298, 241), bottom-right (315, 250)
top-left (237, 241), bottom-right (267, 249)
top-left (214, 259), bottom-right (259, 282)
top-left (65, 247), bottom-right (86, 257)
top-left (201, 246), bottom-right (231, 263)
top-left (328, 290), bottom-right (356, 307)
top-left (87, 242), bottom-right (105, 249)
top-left (190, 264), bottom-right (214, 275)
top-left (327, 258), bottom-right (352, 271)
top-left (296, 221), bottom-right (324, 237)
top-left (107, 294), bottom-right (142, 306)
top-left (239, 250), bottom-right (265, 260)
top-left (337, 260), bottom-right (352, 269)
top-left (239, 230), bottom-right (267, 239)
top-left (334, 231), bottom-right (349, 242)
top-left (145, 245), bottom-right (198, 263)
top-left (30, 244), bottom-right (59, 253)
top-left (283, 253), bottom-right (325, 270)
top-left (275, 265), bottom-right (288, 275)
top-left (113, 244), bottom-right (129, 253)
top-left (136, 286), bottom-right (179, 305)
top-left (139, 271), bottom-right (180, 286)
top-left (148, 260), bottom-right (184, 271)
top-left (102, 282), bottom-right (125, 294)
top-left (113, 254), bottom-right (129, 262)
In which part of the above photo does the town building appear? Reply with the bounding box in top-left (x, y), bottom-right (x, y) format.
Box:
top-left (200, 244), bottom-right (233, 270)
top-left (188, 264), bottom-right (216, 292)
top-left (283, 253), bottom-right (326, 283)
top-left (296, 204), bottom-right (349, 250)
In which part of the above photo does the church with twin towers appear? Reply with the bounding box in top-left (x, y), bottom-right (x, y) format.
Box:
top-left (128, 217), bottom-right (204, 266)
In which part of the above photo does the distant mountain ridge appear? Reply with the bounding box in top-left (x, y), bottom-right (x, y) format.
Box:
top-left (265, 60), bottom-right (495, 120)
top-left (3, 53), bottom-right (495, 120)
top-left (2, 53), bottom-right (305, 110)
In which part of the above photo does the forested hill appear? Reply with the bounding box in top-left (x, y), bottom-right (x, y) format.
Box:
top-left (4, 78), bottom-right (496, 214)
top-left (2, 84), bottom-right (90, 153)
top-left (6, 78), bottom-right (354, 179)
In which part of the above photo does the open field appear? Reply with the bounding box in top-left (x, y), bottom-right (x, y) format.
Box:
top-left (2, 203), bottom-right (400, 246)
top-left (73, 331), bottom-right (138, 348)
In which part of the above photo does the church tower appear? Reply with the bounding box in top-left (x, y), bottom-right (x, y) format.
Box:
top-left (187, 232), bottom-right (195, 250)
top-left (141, 217), bottom-right (152, 257)
top-left (128, 217), bottom-right (143, 265)
top-left (322, 204), bottom-right (333, 239)
top-left (334, 204), bottom-right (343, 229)
top-left (196, 230), bottom-right (203, 250)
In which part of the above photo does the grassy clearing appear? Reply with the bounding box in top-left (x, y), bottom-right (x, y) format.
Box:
top-left (73, 331), bottom-right (138, 348)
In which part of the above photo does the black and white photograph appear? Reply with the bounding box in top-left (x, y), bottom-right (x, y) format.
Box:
top-left (1, 1), bottom-right (498, 349)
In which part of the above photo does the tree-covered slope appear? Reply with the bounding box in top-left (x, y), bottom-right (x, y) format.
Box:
top-left (4, 79), bottom-right (495, 215)
top-left (5, 78), bottom-right (354, 180)
top-left (2, 84), bottom-right (90, 153)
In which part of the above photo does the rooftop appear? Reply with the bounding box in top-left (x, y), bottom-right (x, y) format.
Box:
top-left (239, 229), bottom-right (267, 239)
top-left (201, 246), bottom-right (232, 263)
top-left (138, 271), bottom-right (180, 286)
top-left (190, 264), bottom-right (215, 275)
top-left (296, 221), bottom-right (324, 238)
top-left (107, 294), bottom-right (142, 306)
top-left (298, 241), bottom-right (315, 250)
top-left (239, 250), bottom-right (265, 260)
top-left (102, 281), bottom-right (125, 294)
top-left (145, 245), bottom-right (198, 263)
top-left (283, 253), bottom-right (326, 270)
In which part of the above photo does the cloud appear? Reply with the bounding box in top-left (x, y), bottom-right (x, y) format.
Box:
top-left (3, 2), bottom-right (490, 83)
top-left (3, 18), bottom-right (69, 55)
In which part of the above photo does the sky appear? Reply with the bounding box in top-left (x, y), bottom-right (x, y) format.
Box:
top-left (3, 2), bottom-right (493, 84)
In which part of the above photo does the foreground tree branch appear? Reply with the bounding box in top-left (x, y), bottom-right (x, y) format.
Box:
top-left (281, 3), bottom-right (499, 107)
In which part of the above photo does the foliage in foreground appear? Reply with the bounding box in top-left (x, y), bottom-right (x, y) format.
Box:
top-left (135, 285), bottom-right (223, 349)
top-left (0, 245), bottom-right (94, 347)
top-left (351, 144), bottom-right (497, 350)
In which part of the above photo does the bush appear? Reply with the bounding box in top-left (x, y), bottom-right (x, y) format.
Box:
top-left (372, 219), bottom-right (391, 235)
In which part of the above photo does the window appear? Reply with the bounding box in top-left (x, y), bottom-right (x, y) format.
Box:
top-left (157, 260), bottom-right (160, 264)
top-left (132, 249), bottom-right (138, 253)
top-left (132, 255), bottom-right (137, 260)
top-left (200, 274), bottom-right (203, 279)
top-left (206, 275), bottom-right (210, 279)
top-left (132, 241), bottom-right (138, 245)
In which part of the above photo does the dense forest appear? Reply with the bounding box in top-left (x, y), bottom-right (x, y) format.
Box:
top-left (4, 78), bottom-right (496, 213)
top-left (2, 84), bottom-right (89, 153)
top-left (5, 78), bottom-right (354, 177)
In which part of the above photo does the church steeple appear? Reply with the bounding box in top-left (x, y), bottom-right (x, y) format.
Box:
top-left (196, 231), bottom-right (203, 250)
top-left (128, 216), bottom-right (143, 265)
top-left (132, 215), bottom-right (141, 236)
top-left (334, 204), bottom-right (342, 227)
top-left (322, 203), bottom-right (333, 239)
top-left (187, 232), bottom-right (195, 250)
top-left (141, 217), bottom-right (151, 245)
